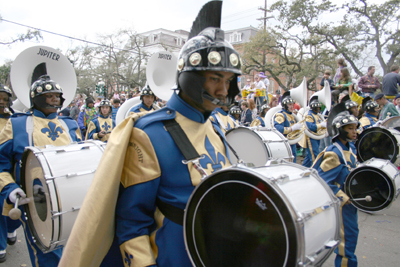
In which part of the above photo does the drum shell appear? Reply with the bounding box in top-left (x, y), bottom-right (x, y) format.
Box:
top-left (345, 158), bottom-right (400, 212)
top-left (20, 140), bottom-right (106, 252)
top-left (356, 126), bottom-right (400, 166)
top-left (225, 127), bottom-right (293, 166)
top-left (184, 163), bottom-right (340, 267)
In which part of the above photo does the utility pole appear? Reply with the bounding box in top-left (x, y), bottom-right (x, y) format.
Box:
top-left (257, 1), bottom-right (274, 68)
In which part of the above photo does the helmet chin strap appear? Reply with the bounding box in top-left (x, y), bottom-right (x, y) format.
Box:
top-left (202, 91), bottom-right (230, 107)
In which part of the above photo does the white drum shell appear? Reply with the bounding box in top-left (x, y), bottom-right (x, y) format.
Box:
top-left (22, 140), bottom-right (106, 252)
top-left (226, 127), bottom-right (293, 166)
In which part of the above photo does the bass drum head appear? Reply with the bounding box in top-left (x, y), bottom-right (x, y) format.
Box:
top-left (356, 127), bottom-right (399, 164)
top-left (345, 165), bottom-right (395, 212)
top-left (184, 168), bottom-right (297, 267)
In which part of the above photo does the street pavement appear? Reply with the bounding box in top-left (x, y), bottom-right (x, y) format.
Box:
top-left (2, 161), bottom-right (400, 267)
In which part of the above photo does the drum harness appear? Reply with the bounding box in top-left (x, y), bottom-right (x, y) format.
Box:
top-left (159, 119), bottom-right (243, 225)
top-left (333, 142), bottom-right (356, 171)
top-left (25, 116), bottom-right (73, 146)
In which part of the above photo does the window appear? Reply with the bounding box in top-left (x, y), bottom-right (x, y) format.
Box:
top-left (229, 32), bottom-right (242, 43)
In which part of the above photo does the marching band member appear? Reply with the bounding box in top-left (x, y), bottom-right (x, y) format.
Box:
top-left (229, 105), bottom-right (241, 125)
top-left (274, 92), bottom-right (303, 163)
top-left (0, 75), bottom-right (81, 266)
top-left (0, 83), bottom-right (18, 263)
top-left (358, 97), bottom-right (379, 130)
top-left (210, 105), bottom-right (238, 134)
top-left (129, 85), bottom-right (156, 114)
top-left (77, 97), bottom-right (98, 139)
top-left (86, 99), bottom-right (115, 142)
top-left (59, 2), bottom-right (241, 266)
top-left (302, 96), bottom-right (327, 167)
top-left (313, 106), bottom-right (359, 267)
top-left (250, 104), bottom-right (269, 127)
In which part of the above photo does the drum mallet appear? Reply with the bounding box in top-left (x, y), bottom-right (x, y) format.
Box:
top-left (9, 195), bottom-right (22, 220)
top-left (352, 195), bottom-right (372, 202)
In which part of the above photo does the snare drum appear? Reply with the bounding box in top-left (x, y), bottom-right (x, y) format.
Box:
top-left (226, 127), bottom-right (293, 166)
top-left (20, 140), bottom-right (106, 252)
top-left (345, 158), bottom-right (400, 212)
top-left (356, 126), bottom-right (400, 166)
top-left (381, 115), bottom-right (400, 131)
top-left (184, 161), bottom-right (340, 266)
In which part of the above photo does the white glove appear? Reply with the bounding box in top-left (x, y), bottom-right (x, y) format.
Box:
top-left (291, 123), bottom-right (302, 132)
top-left (374, 121), bottom-right (382, 127)
top-left (320, 121), bottom-right (327, 128)
top-left (33, 184), bottom-right (44, 195)
top-left (9, 188), bottom-right (30, 206)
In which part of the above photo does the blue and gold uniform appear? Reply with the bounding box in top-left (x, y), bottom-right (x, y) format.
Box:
top-left (86, 114), bottom-right (115, 142)
top-left (115, 92), bottom-right (231, 266)
top-left (313, 140), bottom-right (358, 267)
top-left (129, 102), bottom-right (155, 114)
top-left (210, 107), bottom-right (238, 134)
top-left (0, 109), bottom-right (81, 266)
top-left (274, 108), bottom-right (297, 162)
top-left (359, 113), bottom-right (378, 130)
top-left (302, 109), bottom-right (324, 167)
top-left (250, 115), bottom-right (265, 127)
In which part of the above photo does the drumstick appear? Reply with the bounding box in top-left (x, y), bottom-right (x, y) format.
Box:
top-left (9, 195), bottom-right (22, 220)
top-left (352, 195), bottom-right (372, 202)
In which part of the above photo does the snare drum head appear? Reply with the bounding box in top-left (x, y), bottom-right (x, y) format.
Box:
top-left (356, 127), bottom-right (399, 164)
top-left (345, 162), bottom-right (396, 212)
top-left (381, 116), bottom-right (400, 131)
top-left (184, 168), bottom-right (297, 267)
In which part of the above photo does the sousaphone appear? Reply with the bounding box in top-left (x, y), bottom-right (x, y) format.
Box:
top-left (115, 51), bottom-right (178, 125)
top-left (302, 80), bottom-right (331, 140)
top-left (264, 77), bottom-right (307, 145)
top-left (10, 46), bottom-right (77, 112)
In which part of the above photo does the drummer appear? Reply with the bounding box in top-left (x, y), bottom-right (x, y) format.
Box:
top-left (86, 99), bottom-right (115, 142)
top-left (250, 104), bottom-right (269, 127)
top-left (313, 105), bottom-right (359, 267)
top-left (58, 2), bottom-right (242, 266)
top-left (0, 75), bottom-right (81, 266)
top-left (229, 105), bottom-right (241, 125)
top-left (0, 83), bottom-right (19, 263)
top-left (359, 96), bottom-right (379, 130)
top-left (129, 85), bottom-right (156, 114)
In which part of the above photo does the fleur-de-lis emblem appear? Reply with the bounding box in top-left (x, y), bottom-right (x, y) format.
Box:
top-left (41, 121), bottom-right (63, 141)
top-left (338, 196), bottom-right (344, 202)
top-left (124, 251), bottom-right (133, 267)
top-left (102, 121), bottom-right (111, 132)
top-left (199, 136), bottom-right (226, 173)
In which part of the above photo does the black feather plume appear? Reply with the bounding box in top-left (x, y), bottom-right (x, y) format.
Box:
top-left (188, 0), bottom-right (222, 39)
top-left (31, 62), bottom-right (47, 85)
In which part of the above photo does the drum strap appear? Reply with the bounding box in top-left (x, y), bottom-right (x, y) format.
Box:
top-left (59, 119), bottom-right (73, 143)
top-left (26, 116), bottom-right (34, 147)
top-left (333, 143), bottom-right (355, 170)
top-left (155, 198), bottom-right (184, 226)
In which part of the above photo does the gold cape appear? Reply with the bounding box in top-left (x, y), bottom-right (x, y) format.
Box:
top-left (59, 113), bottom-right (145, 267)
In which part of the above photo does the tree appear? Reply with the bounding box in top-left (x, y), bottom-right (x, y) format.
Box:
top-left (241, 28), bottom-right (337, 91)
top-left (0, 15), bottom-right (43, 46)
top-left (270, 0), bottom-right (400, 76)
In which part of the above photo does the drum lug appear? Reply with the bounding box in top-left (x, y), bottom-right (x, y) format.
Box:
top-left (270, 174), bottom-right (289, 183)
top-left (325, 240), bottom-right (339, 248)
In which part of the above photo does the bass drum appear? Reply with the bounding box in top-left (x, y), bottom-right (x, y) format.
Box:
top-left (20, 140), bottom-right (106, 252)
top-left (356, 126), bottom-right (400, 166)
top-left (381, 115), bottom-right (400, 131)
top-left (184, 162), bottom-right (341, 267)
top-left (345, 158), bottom-right (400, 212)
top-left (225, 127), bottom-right (293, 166)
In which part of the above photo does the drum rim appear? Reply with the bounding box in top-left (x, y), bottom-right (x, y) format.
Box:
top-left (184, 165), bottom-right (302, 267)
top-left (356, 127), bottom-right (399, 164)
top-left (345, 163), bottom-right (396, 212)
top-left (20, 147), bottom-right (56, 252)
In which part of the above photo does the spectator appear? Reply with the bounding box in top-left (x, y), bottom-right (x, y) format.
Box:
top-left (319, 70), bottom-right (335, 90)
top-left (240, 101), bottom-right (253, 126)
top-left (253, 74), bottom-right (267, 110)
top-left (69, 100), bottom-right (80, 121)
top-left (334, 68), bottom-right (352, 94)
top-left (259, 72), bottom-right (270, 93)
top-left (248, 98), bottom-right (258, 120)
top-left (395, 94), bottom-right (400, 113)
top-left (241, 78), bottom-right (251, 100)
top-left (94, 96), bottom-right (103, 109)
top-left (111, 98), bottom-right (120, 121)
top-left (382, 65), bottom-right (400, 101)
top-left (334, 58), bottom-right (347, 84)
top-left (375, 93), bottom-right (400, 120)
top-left (358, 66), bottom-right (381, 99)
top-left (269, 96), bottom-right (279, 108)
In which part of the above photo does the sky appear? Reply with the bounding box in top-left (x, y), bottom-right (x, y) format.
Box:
top-left (0, 0), bottom-right (270, 64)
